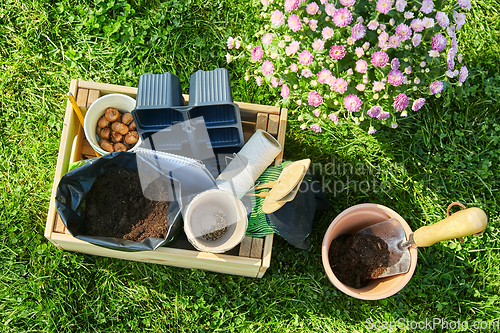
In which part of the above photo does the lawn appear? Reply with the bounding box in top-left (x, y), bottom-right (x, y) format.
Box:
top-left (0, 0), bottom-right (499, 331)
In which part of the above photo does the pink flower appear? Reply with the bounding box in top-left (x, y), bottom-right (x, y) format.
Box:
top-left (355, 60), bottom-right (368, 73)
top-left (368, 126), bottom-right (377, 134)
top-left (300, 124), bottom-right (307, 130)
top-left (308, 91), bottom-right (323, 107)
top-left (341, 0), bottom-right (356, 6)
top-left (310, 124), bottom-right (322, 133)
top-left (388, 35), bottom-right (401, 49)
top-left (396, 0), bottom-right (407, 11)
top-left (367, 106), bottom-right (382, 118)
top-left (423, 17), bottom-right (435, 28)
top-left (388, 69), bottom-right (404, 86)
top-left (459, 66), bottom-right (468, 82)
top-left (429, 81), bottom-right (444, 95)
top-left (405, 66), bottom-right (412, 74)
top-left (344, 94), bottom-right (363, 111)
top-left (328, 113), bottom-right (339, 124)
top-left (351, 23), bottom-right (366, 40)
top-left (261, 0), bottom-right (268, 5)
top-left (325, 3), bottom-right (336, 16)
top-left (271, 10), bottom-right (284, 26)
top-left (378, 111), bottom-right (390, 120)
top-left (255, 76), bottom-right (263, 86)
top-left (420, 0), bottom-right (433, 14)
top-left (288, 14), bottom-right (302, 32)
top-left (298, 50), bottom-right (314, 65)
top-left (330, 45), bottom-right (347, 60)
top-left (270, 77), bottom-right (279, 87)
top-left (371, 51), bottom-right (389, 67)
top-left (225, 53), bottom-right (232, 63)
top-left (378, 31), bottom-right (389, 43)
top-left (312, 39), bottom-right (325, 50)
top-left (376, 0), bottom-right (392, 14)
top-left (333, 8), bottom-right (353, 27)
top-left (252, 46), bottom-right (264, 61)
top-left (262, 33), bottom-right (273, 44)
top-left (289, 63), bottom-right (299, 72)
top-left (333, 78), bottom-right (348, 93)
top-left (355, 47), bottom-right (365, 58)
top-left (235, 40), bottom-right (241, 49)
top-left (285, 0), bottom-right (300, 12)
top-left (306, 2), bottom-right (319, 14)
top-left (281, 84), bottom-right (290, 98)
top-left (412, 98), bottom-right (425, 111)
top-left (317, 69), bottom-right (332, 83)
top-left (458, 0), bottom-right (471, 10)
top-left (436, 11), bottom-right (450, 27)
top-left (395, 23), bottom-right (412, 41)
top-left (412, 33), bottom-right (422, 47)
top-left (313, 109), bottom-right (321, 117)
top-left (227, 37), bottom-right (234, 49)
top-left (393, 93), bottom-right (409, 110)
top-left (262, 60), bottom-right (274, 76)
top-left (286, 41), bottom-right (301, 56)
top-left (391, 58), bottom-right (400, 70)
top-left (455, 12), bottom-right (466, 30)
top-left (309, 19), bottom-right (318, 31)
top-left (356, 84), bottom-right (366, 91)
top-left (322, 27), bottom-right (335, 40)
top-left (368, 20), bottom-right (379, 30)
top-left (301, 69), bottom-right (313, 78)
top-left (432, 33), bottom-right (447, 52)
top-left (373, 81), bottom-right (385, 91)
top-left (411, 19), bottom-right (424, 32)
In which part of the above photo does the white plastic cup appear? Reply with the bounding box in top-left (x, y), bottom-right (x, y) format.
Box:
top-left (84, 94), bottom-right (141, 155)
top-left (184, 189), bottom-right (248, 253)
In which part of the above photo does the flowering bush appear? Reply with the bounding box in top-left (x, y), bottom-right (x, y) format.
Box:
top-left (227, 0), bottom-right (470, 134)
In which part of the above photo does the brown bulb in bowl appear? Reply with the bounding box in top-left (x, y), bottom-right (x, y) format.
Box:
top-left (114, 143), bottom-right (127, 151)
top-left (105, 107), bottom-right (120, 122)
top-left (111, 122), bottom-right (129, 135)
top-left (111, 131), bottom-right (123, 143)
top-left (100, 140), bottom-right (114, 152)
top-left (122, 112), bottom-right (133, 125)
top-left (98, 116), bottom-right (110, 128)
top-left (128, 121), bottom-right (136, 131)
top-left (100, 127), bottom-right (111, 140)
top-left (124, 131), bottom-right (139, 145)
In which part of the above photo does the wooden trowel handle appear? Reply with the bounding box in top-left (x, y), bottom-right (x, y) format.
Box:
top-left (413, 207), bottom-right (487, 247)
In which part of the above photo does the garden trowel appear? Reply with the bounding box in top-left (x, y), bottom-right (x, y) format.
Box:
top-left (357, 207), bottom-right (487, 278)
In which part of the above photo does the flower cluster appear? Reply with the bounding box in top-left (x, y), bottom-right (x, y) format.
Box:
top-left (227, 0), bottom-right (470, 134)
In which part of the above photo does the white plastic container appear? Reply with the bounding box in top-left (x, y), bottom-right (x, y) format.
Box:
top-left (84, 94), bottom-right (141, 155)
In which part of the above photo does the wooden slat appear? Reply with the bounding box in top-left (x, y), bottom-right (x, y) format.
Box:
top-left (81, 139), bottom-right (97, 159)
top-left (238, 236), bottom-right (253, 257)
top-left (45, 79), bottom-right (79, 241)
top-left (53, 213), bottom-right (65, 234)
top-left (257, 234), bottom-right (274, 278)
top-left (250, 238), bottom-right (264, 259)
top-left (86, 89), bottom-right (101, 109)
top-left (274, 108), bottom-right (288, 166)
top-left (256, 113), bottom-right (269, 131)
top-left (78, 80), bottom-right (137, 97)
top-left (76, 88), bottom-right (89, 113)
top-left (267, 114), bottom-right (279, 136)
top-left (50, 232), bottom-right (262, 278)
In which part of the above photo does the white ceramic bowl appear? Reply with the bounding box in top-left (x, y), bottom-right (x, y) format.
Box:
top-left (184, 189), bottom-right (248, 253)
top-left (84, 94), bottom-right (141, 155)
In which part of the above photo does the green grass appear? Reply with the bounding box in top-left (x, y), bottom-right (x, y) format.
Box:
top-left (1, 0), bottom-right (499, 331)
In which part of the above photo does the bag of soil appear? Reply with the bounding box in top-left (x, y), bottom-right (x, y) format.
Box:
top-left (56, 151), bottom-right (216, 251)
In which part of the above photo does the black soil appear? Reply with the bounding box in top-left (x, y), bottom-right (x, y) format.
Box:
top-left (329, 234), bottom-right (390, 289)
top-left (85, 167), bottom-right (171, 241)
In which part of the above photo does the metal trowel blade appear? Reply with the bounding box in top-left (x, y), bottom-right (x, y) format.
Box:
top-left (358, 218), bottom-right (411, 278)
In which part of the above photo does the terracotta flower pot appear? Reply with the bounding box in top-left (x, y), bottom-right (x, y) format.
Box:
top-left (322, 203), bottom-right (418, 300)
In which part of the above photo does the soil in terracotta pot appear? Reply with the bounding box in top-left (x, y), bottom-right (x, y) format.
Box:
top-left (85, 167), bottom-right (171, 241)
top-left (328, 234), bottom-right (390, 289)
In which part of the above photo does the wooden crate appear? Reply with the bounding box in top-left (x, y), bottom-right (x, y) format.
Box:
top-left (44, 80), bottom-right (287, 278)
